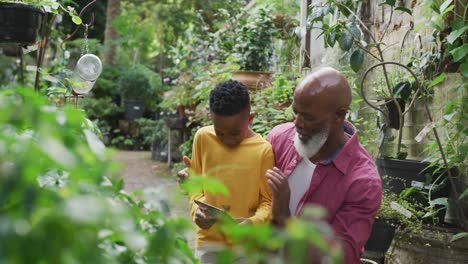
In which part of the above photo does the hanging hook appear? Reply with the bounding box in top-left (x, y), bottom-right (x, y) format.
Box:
top-left (61, 0), bottom-right (98, 48)
top-left (78, 0), bottom-right (97, 26)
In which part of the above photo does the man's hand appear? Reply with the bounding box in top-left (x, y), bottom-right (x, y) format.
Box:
top-left (177, 156), bottom-right (192, 184)
top-left (194, 206), bottom-right (217, 229)
top-left (266, 167), bottom-right (291, 226)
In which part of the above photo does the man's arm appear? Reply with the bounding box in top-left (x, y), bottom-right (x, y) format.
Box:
top-left (249, 148), bottom-right (274, 224)
top-left (331, 177), bottom-right (382, 263)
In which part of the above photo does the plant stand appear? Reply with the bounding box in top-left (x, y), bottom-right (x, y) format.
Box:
top-left (165, 117), bottom-right (189, 167)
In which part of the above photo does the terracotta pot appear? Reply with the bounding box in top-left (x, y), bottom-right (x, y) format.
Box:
top-left (232, 71), bottom-right (272, 90)
top-left (386, 227), bottom-right (468, 264)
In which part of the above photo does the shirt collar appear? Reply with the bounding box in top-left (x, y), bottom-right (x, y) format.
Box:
top-left (327, 120), bottom-right (359, 175)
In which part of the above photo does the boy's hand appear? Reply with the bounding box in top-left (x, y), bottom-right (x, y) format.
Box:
top-left (177, 156), bottom-right (192, 184)
top-left (195, 206), bottom-right (217, 229)
top-left (266, 167), bottom-right (291, 227)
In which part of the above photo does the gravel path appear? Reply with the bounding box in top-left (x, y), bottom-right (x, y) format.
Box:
top-left (112, 151), bottom-right (195, 247)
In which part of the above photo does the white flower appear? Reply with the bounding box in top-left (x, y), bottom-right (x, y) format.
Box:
top-left (42, 0), bottom-right (59, 13)
top-left (55, 14), bottom-right (63, 23)
top-left (42, 5), bottom-right (51, 12)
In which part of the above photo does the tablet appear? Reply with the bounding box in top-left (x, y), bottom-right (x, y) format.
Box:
top-left (194, 199), bottom-right (235, 222)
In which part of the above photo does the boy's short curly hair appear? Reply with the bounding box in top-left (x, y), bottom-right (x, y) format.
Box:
top-left (209, 80), bottom-right (250, 116)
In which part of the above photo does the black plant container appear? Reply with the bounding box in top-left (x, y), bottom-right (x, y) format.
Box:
top-left (365, 219), bottom-right (397, 252)
top-left (124, 100), bottom-right (145, 120)
top-left (376, 158), bottom-right (453, 222)
top-left (0, 3), bottom-right (44, 45)
top-left (385, 99), bottom-right (405, 130)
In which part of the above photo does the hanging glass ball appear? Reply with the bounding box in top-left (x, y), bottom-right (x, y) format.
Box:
top-left (71, 54), bottom-right (102, 94)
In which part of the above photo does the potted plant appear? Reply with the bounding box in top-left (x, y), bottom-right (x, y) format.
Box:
top-left (160, 72), bottom-right (199, 119)
top-left (364, 176), bottom-right (427, 264)
top-left (230, 4), bottom-right (277, 89)
top-left (118, 66), bottom-right (156, 120)
top-left (0, 0), bottom-right (81, 45)
top-left (360, 64), bottom-right (468, 263)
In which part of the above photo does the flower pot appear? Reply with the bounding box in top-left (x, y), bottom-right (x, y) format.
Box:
top-left (232, 71), bottom-right (272, 90)
top-left (366, 219), bottom-right (397, 252)
top-left (386, 227), bottom-right (468, 264)
top-left (384, 99), bottom-right (405, 130)
top-left (124, 100), bottom-right (145, 120)
top-left (0, 3), bottom-right (44, 45)
top-left (376, 158), bottom-right (452, 222)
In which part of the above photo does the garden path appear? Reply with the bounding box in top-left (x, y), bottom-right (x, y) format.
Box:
top-left (112, 151), bottom-right (195, 248)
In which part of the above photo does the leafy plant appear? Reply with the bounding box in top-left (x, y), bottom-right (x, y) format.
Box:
top-left (251, 72), bottom-right (298, 137)
top-left (134, 117), bottom-right (168, 147)
top-left (118, 65), bottom-right (161, 107)
top-left (0, 87), bottom-right (195, 263)
top-left (231, 4), bottom-right (277, 72)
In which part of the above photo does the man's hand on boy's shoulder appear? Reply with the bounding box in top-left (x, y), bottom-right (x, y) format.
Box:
top-left (177, 156), bottom-right (192, 184)
top-left (195, 206), bottom-right (217, 229)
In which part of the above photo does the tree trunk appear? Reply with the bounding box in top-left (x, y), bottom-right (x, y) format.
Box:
top-left (104, 0), bottom-right (121, 65)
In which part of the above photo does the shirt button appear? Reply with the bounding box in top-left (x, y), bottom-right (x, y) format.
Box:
top-left (293, 160), bottom-right (297, 163)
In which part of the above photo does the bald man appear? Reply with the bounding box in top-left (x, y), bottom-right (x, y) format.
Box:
top-left (266, 67), bottom-right (382, 263)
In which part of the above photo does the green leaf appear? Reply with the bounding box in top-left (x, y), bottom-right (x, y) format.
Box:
top-left (308, 6), bottom-right (329, 25)
top-left (350, 49), bottom-right (364, 72)
top-left (379, 0), bottom-right (396, 6)
top-left (460, 188), bottom-right (468, 200)
top-left (450, 43), bottom-right (468, 62)
top-left (428, 73), bottom-right (446, 88)
top-left (460, 143), bottom-right (468, 156)
top-left (460, 62), bottom-right (468, 77)
top-left (326, 26), bottom-right (339, 47)
top-left (347, 23), bottom-right (361, 40)
top-left (340, 31), bottom-right (353, 51)
top-left (447, 25), bottom-right (468, 44)
top-left (400, 187), bottom-right (418, 198)
top-left (439, 0), bottom-right (453, 13)
top-left (429, 197), bottom-right (448, 207)
top-left (72, 15), bottom-right (82, 25)
top-left (395, 6), bottom-right (412, 15)
top-left (440, 5), bottom-right (455, 17)
top-left (396, 152), bottom-right (408, 160)
top-left (450, 232), bottom-right (468, 242)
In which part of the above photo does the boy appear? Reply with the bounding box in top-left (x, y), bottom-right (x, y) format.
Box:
top-left (187, 80), bottom-right (274, 262)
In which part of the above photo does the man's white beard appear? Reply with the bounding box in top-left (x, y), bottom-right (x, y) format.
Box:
top-left (293, 128), bottom-right (329, 159)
